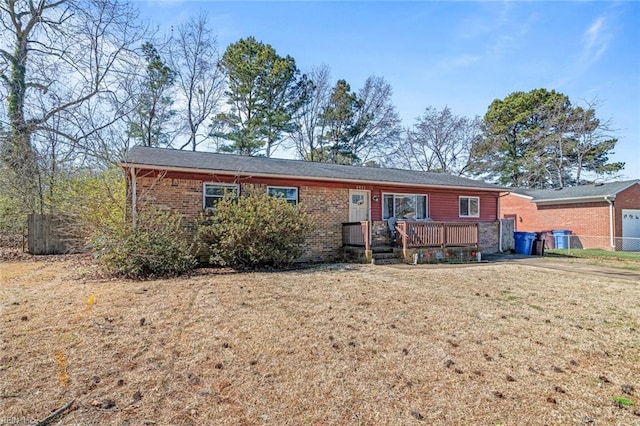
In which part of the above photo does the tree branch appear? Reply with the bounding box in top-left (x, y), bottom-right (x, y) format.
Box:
top-left (32, 399), bottom-right (75, 426)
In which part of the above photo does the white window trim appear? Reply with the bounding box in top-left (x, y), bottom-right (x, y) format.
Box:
top-left (382, 192), bottom-right (429, 220)
top-left (267, 186), bottom-right (299, 205)
top-left (203, 182), bottom-right (239, 209)
top-left (459, 196), bottom-right (480, 218)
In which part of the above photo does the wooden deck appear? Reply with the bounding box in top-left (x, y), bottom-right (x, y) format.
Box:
top-left (342, 220), bottom-right (479, 252)
top-left (395, 221), bottom-right (479, 249)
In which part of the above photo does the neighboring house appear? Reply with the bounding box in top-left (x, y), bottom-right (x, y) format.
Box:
top-left (501, 180), bottom-right (640, 251)
top-left (121, 146), bottom-right (507, 262)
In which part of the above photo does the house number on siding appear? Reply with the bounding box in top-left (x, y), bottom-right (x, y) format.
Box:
top-left (355, 185), bottom-right (366, 190)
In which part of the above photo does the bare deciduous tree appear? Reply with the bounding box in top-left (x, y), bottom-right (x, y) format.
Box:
top-left (291, 65), bottom-right (332, 161)
top-left (170, 12), bottom-right (224, 151)
top-left (348, 75), bottom-right (402, 164)
top-left (0, 0), bottom-right (146, 212)
top-left (396, 107), bottom-right (481, 175)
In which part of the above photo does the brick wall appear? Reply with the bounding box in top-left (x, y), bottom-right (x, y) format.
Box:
top-left (500, 193), bottom-right (612, 250)
top-left (131, 173), bottom-right (504, 261)
top-left (298, 185), bottom-right (349, 261)
top-left (136, 176), bottom-right (203, 216)
top-left (134, 176), bottom-right (349, 262)
top-left (500, 194), bottom-right (536, 231)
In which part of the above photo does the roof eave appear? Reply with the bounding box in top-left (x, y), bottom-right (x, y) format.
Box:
top-left (121, 162), bottom-right (504, 193)
top-left (508, 192), bottom-right (533, 200)
top-left (531, 181), bottom-right (640, 204)
top-left (609, 181), bottom-right (640, 195)
top-left (533, 195), bottom-right (616, 205)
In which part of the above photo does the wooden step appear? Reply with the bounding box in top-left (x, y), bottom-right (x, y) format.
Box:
top-left (372, 252), bottom-right (399, 259)
top-left (372, 245), bottom-right (395, 254)
top-left (372, 257), bottom-right (404, 265)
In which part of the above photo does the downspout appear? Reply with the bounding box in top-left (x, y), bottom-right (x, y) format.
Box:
top-left (604, 196), bottom-right (614, 248)
top-left (130, 167), bottom-right (137, 228)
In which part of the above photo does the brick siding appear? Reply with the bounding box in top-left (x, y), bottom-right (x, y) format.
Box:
top-left (133, 176), bottom-right (349, 262)
top-left (500, 192), bottom-right (636, 251)
top-left (131, 172), bottom-right (502, 262)
top-left (298, 186), bottom-right (349, 261)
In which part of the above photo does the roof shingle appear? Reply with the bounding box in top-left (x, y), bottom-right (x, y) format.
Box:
top-left (122, 146), bottom-right (503, 191)
top-left (510, 180), bottom-right (640, 201)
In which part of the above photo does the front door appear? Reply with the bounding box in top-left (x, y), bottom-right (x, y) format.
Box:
top-left (349, 190), bottom-right (370, 222)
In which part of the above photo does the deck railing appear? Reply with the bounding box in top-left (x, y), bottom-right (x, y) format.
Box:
top-left (342, 221), bottom-right (370, 251)
top-left (396, 221), bottom-right (479, 249)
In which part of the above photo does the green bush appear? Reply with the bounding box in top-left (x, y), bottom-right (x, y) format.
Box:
top-left (89, 209), bottom-right (196, 279)
top-left (197, 190), bottom-right (315, 268)
top-left (54, 168), bottom-right (126, 235)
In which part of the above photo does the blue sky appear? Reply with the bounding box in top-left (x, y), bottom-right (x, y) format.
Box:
top-left (143, 0), bottom-right (640, 179)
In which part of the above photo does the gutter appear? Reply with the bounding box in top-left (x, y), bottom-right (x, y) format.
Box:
top-left (604, 196), bottom-right (615, 248)
top-left (533, 194), bottom-right (617, 205)
top-left (121, 162), bottom-right (505, 193)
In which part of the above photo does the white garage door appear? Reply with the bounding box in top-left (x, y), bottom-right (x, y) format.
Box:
top-left (622, 209), bottom-right (640, 251)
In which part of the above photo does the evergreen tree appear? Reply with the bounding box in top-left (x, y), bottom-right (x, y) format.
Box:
top-left (215, 36), bottom-right (302, 156)
top-left (470, 89), bottom-right (623, 188)
top-left (320, 79), bottom-right (359, 164)
top-left (128, 42), bottom-right (176, 147)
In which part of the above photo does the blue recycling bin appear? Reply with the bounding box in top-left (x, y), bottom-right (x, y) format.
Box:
top-left (514, 231), bottom-right (536, 255)
top-left (552, 230), bottom-right (572, 249)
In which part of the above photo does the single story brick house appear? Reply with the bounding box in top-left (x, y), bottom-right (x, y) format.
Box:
top-left (122, 146), bottom-right (508, 262)
top-left (500, 180), bottom-right (640, 251)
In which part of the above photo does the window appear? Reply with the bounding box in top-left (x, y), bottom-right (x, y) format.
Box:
top-left (203, 183), bottom-right (238, 209)
top-left (351, 193), bottom-right (365, 206)
top-left (267, 186), bottom-right (298, 205)
top-left (383, 194), bottom-right (428, 219)
top-left (459, 196), bottom-right (480, 217)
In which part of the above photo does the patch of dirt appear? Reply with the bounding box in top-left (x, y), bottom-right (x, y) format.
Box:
top-left (1, 260), bottom-right (639, 425)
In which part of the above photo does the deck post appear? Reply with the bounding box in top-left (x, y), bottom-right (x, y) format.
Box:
top-left (361, 221), bottom-right (372, 262)
top-left (441, 223), bottom-right (447, 248)
top-left (360, 220), bottom-right (371, 252)
top-left (398, 221), bottom-right (408, 259)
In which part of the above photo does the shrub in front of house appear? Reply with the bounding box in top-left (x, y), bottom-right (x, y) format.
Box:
top-left (89, 209), bottom-right (196, 279)
top-left (197, 190), bottom-right (315, 268)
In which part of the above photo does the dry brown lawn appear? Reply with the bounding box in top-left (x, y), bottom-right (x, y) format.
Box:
top-left (1, 258), bottom-right (639, 425)
top-left (551, 255), bottom-right (640, 272)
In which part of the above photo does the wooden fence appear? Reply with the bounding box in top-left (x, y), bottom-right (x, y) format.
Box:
top-left (27, 214), bottom-right (84, 255)
top-left (500, 218), bottom-right (515, 252)
top-left (342, 221), bottom-right (371, 251)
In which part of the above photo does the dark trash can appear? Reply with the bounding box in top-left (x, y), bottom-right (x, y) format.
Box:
top-left (514, 231), bottom-right (536, 255)
top-left (532, 232), bottom-right (547, 256)
top-left (552, 230), bottom-right (572, 249)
